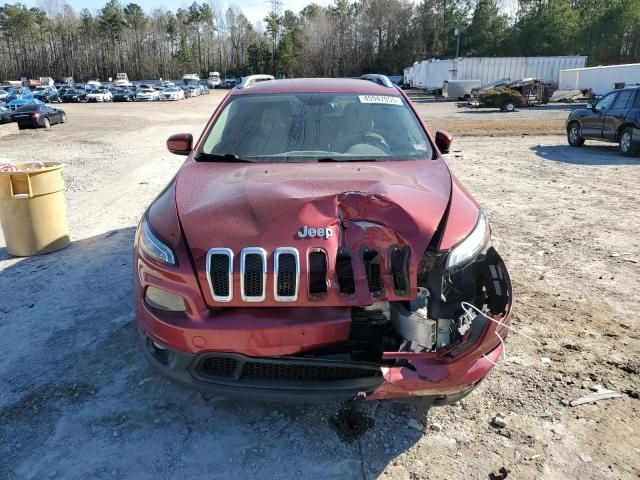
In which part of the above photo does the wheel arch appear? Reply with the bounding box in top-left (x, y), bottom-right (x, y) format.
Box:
top-left (616, 122), bottom-right (634, 141)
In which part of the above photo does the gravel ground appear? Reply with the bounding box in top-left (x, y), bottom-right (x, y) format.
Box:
top-left (1, 94), bottom-right (639, 480)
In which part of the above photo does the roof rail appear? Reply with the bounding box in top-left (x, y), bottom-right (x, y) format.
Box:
top-left (360, 74), bottom-right (394, 88)
top-left (236, 74), bottom-right (275, 89)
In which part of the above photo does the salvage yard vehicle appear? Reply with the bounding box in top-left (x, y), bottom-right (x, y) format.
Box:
top-left (112, 88), bottom-right (135, 102)
top-left (61, 88), bottom-right (87, 103)
top-left (7, 98), bottom-right (43, 111)
top-left (134, 75), bottom-right (513, 411)
top-left (10, 103), bottom-right (66, 129)
top-left (86, 88), bottom-right (113, 102)
top-left (135, 88), bottom-right (160, 101)
top-left (160, 87), bottom-right (185, 101)
top-left (567, 86), bottom-right (640, 156)
top-left (33, 86), bottom-right (61, 103)
top-left (0, 105), bottom-right (12, 123)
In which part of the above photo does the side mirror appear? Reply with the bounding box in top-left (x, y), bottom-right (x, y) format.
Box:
top-left (586, 103), bottom-right (594, 109)
top-left (167, 133), bottom-right (193, 155)
top-left (435, 130), bottom-right (453, 154)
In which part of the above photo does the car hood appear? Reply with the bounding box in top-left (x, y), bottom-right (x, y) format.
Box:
top-left (175, 160), bottom-right (452, 307)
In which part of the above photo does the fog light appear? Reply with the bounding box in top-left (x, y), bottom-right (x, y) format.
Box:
top-left (147, 338), bottom-right (174, 365)
top-left (145, 286), bottom-right (186, 312)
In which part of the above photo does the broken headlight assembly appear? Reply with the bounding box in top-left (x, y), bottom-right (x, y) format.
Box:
top-left (389, 211), bottom-right (507, 353)
top-left (445, 211), bottom-right (491, 272)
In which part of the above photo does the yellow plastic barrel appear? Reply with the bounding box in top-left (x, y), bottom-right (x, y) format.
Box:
top-left (0, 161), bottom-right (70, 256)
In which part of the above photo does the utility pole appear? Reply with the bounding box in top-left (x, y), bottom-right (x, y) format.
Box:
top-left (455, 28), bottom-right (461, 58)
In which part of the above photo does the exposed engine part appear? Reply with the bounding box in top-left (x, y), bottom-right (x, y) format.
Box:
top-left (389, 288), bottom-right (436, 351)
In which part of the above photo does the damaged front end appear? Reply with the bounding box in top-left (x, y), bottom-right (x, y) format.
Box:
top-left (297, 210), bottom-right (512, 404)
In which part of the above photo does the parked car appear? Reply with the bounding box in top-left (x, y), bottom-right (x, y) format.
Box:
top-left (0, 105), bottom-right (12, 123)
top-left (134, 75), bottom-right (513, 411)
top-left (33, 87), bottom-right (61, 103)
top-left (10, 103), bottom-right (66, 129)
top-left (86, 89), bottom-right (113, 102)
top-left (61, 89), bottom-right (88, 102)
top-left (7, 98), bottom-right (44, 111)
top-left (135, 88), bottom-right (160, 101)
top-left (218, 77), bottom-right (237, 89)
top-left (6, 89), bottom-right (32, 103)
top-left (113, 88), bottom-right (135, 102)
top-left (183, 85), bottom-right (199, 98)
top-left (197, 82), bottom-right (210, 95)
top-left (160, 87), bottom-right (185, 101)
top-left (567, 86), bottom-right (640, 156)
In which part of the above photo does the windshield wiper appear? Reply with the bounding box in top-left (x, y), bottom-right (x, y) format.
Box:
top-left (195, 152), bottom-right (254, 162)
top-left (317, 157), bottom-right (381, 162)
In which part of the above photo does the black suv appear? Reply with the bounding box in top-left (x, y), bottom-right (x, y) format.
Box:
top-left (567, 86), bottom-right (640, 156)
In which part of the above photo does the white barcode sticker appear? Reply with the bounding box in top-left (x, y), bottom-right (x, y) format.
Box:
top-left (358, 95), bottom-right (403, 105)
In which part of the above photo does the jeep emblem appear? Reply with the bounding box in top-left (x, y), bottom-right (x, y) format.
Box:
top-left (297, 225), bottom-right (333, 240)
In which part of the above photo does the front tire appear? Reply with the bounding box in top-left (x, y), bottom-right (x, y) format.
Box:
top-left (568, 122), bottom-right (585, 147)
top-left (505, 102), bottom-right (515, 112)
top-left (619, 127), bottom-right (639, 156)
top-left (60, 113), bottom-right (67, 124)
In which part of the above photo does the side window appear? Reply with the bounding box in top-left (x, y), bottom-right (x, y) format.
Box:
top-left (612, 90), bottom-right (633, 109)
top-left (595, 92), bottom-right (617, 111)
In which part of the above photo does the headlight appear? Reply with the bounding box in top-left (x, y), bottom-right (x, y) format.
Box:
top-left (139, 215), bottom-right (176, 265)
top-left (445, 211), bottom-right (491, 270)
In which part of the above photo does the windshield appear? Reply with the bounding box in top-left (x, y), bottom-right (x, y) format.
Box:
top-left (200, 93), bottom-right (433, 162)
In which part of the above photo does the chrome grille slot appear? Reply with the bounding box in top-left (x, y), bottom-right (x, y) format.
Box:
top-left (241, 248), bottom-right (267, 302)
top-left (274, 247), bottom-right (299, 302)
top-left (363, 248), bottom-right (383, 295)
top-left (390, 246), bottom-right (410, 294)
top-left (206, 248), bottom-right (233, 302)
top-left (308, 251), bottom-right (328, 295)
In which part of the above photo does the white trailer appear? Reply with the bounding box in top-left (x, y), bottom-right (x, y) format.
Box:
top-left (559, 63), bottom-right (640, 96)
top-left (443, 79), bottom-right (481, 99)
top-left (406, 56), bottom-right (587, 91)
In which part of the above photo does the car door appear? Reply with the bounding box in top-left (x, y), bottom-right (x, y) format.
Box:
top-left (603, 89), bottom-right (635, 140)
top-left (581, 91), bottom-right (618, 138)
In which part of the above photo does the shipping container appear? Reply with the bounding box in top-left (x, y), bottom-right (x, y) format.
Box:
top-left (559, 63), bottom-right (640, 96)
top-left (406, 56), bottom-right (587, 92)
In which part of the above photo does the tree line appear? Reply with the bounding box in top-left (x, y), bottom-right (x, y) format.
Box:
top-left (1, 0), bottom-right (639, 82)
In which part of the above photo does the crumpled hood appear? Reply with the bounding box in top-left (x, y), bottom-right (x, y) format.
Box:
top-left (176, 160), bottom-right (452, 307)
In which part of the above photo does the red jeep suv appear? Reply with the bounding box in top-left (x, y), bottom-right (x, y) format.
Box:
top-left (134, 75), bottom-right (512, 407)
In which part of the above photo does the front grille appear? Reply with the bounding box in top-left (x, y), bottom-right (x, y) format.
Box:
top-left (206, 245), bottom-right (411, 302)
top-left (241, 248), bottom-right (266, 301)
top-left (363, 249), bottom-right (383, 295)
top-left (206, 248), bottom-right (233, 302)
top-left (200, 356), bottom-right (238, 377)
top-left (308, 251), bottom-right (328, 295)
top-left (390, 246), bottom-right (410, 294)
top-left (274, 247), bottom-right (299, 301)
top-left (197, 354), bottom-right (381, 382)
top-left (336, 249), bottom-right (356, 295)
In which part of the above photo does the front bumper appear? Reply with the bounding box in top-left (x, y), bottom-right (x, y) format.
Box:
top-left (135, 234), bottom-right (512, 403)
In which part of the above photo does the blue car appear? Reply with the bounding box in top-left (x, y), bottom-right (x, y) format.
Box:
top-left (7, 98), bottom-right (44, 111)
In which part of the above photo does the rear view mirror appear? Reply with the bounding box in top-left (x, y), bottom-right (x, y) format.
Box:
top-left (435, 130), bottom-right (453, 154)
top-left (167, 133), bottom-right (193, 155)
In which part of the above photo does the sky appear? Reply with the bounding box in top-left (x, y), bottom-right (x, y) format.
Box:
top-left (22, 0), bottom-right (335, 26)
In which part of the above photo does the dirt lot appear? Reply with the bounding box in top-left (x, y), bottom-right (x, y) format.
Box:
top-left (1, 92), bottom-right (639, 480)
